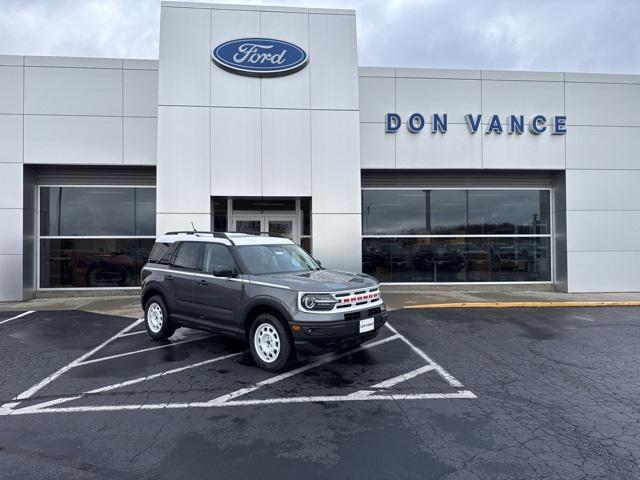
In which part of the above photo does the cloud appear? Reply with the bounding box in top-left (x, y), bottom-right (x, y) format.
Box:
top-left (0, 0), bottom-right (638, 74)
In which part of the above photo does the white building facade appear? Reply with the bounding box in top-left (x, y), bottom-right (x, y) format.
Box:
top-left (0, 1), bottom-right (639, 301)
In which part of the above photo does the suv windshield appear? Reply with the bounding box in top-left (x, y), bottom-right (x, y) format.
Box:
top-left (236, 244), bottom-right (320, 275)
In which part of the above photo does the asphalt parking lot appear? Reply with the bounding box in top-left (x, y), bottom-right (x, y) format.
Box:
top-left (0, 307), bottom-right (639, 479)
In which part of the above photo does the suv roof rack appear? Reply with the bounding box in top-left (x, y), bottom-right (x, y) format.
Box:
top-left (163, 230), bottom-right (289, 245)
top-left (227, 231), bottom-right (286, 238)
top-left (164, 231), bottom-right (237, 245)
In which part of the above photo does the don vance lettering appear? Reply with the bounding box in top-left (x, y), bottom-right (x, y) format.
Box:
top-left (385, 113), bottom-right (567, 135)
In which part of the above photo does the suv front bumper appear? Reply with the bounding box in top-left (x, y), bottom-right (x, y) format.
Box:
top-left (289, 306), bottom-right (388, 356)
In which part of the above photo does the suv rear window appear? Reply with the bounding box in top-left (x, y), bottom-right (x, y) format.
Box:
top-left (152, 242), bottom-right (178, 265)
top-left (149, 242), bottom-right (170, 263)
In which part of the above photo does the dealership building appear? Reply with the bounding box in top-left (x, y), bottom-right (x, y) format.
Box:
top-left (0, 1), bottom-right (639, 301)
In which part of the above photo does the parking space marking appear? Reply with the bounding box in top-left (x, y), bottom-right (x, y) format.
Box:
top-left (117, 330), bottom-right (147, 338)
top-left (1, 321), bottom-right (476, 416)
top-left (0, 311), bottom-right (35, 326)
top-left (218, 391), bottom-right (477, 406)
top-left (346, 365), bottom-right (437, 399)
top-left (386, 323), bottom-right (464, 388)
top-left (24, 351), bottom-right (246, 412)
top-left (5, 391), bottom-right (478, 415)
top-left (208, 333), bottom-right (401, 405)
top-left (0, 318), bottom-right (143, 412)
top-left (77, 335), bottom-right (215, 366)
top-left (369, 364), bottom-right (436, 390)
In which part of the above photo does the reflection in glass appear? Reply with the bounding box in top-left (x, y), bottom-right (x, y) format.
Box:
top-left (363, 190), bottom-right (428, 235)
top-left (362, 238), bottom-right (550, 283)
top-left (362, 189), bottom-right (550, 236)
top-left (212, 196), bottom-right (228, 232)
top-left (40, 187), bottom-right (156, 236)
top-left (235, 220), bottom-right (261, 235)
top-left (40, 239), bottom-right (154, 288)
top-left (268, 220), bottom-right (293, 239)
top-left (467, 190), bottom-right (550, 234)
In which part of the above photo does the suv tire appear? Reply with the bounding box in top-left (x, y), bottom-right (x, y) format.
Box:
top-left (249, 313), bottom-right (292, 372)
top-left (144, 295), bottom-right (176, 340)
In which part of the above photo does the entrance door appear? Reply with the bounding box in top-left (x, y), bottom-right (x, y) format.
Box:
top-left (232, 215), bottom-right (299, 243)
top-left (234, 219), bottom-right (261, 236)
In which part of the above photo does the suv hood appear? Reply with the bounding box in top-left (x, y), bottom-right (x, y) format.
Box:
top-left (247, 269), bottom-right (379, 293)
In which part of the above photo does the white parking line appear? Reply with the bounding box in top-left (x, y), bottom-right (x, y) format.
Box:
top-left (26, 350), bottom-right (245, 411)
top-left (0, 311), bottom-right (35, 326)
top-left (117, 330), bottom-right (147, 338)
top-left (370, 364), bottom-right (436, 389)
top-left (220, 390), bottom-right (478, 406)
top-left (385, 323), bottom-right (465, 388)
top-left (208, 334), bottom-right (401, 405)
top-left (0, 318), bottom-right (143, 412)
top-left (346, 364), bottom-right (436, 398)
top-left (78, 335), bottom-right (215, 366)
top-left (6, 390), bottom-right (478, 415)
top-left (1, 320), bottom-right (476, 416)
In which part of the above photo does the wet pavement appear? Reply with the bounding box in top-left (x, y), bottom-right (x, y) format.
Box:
top-left (0, 307), bottom-right (639, 479)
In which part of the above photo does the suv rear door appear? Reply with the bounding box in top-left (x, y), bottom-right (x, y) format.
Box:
top-left (168, 241), bottom-right (205, 322)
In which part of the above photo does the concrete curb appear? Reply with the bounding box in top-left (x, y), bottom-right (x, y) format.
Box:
top-left (404, 301), bottom-right (640, 309)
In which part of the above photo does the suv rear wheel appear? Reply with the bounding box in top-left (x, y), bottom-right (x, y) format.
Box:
top-left (145, 295), bottom-right (176, 340)
top-left (249, 313), bottom-right (292, 372)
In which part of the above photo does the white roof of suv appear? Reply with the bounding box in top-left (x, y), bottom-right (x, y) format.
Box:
top-left (155, 232), bottom-right (295, 246)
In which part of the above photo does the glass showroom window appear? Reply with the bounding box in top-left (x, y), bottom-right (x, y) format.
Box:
top-left (39, 186), bottom-right (156, 288)
top-left (362, 189), bottom-right (551, 283)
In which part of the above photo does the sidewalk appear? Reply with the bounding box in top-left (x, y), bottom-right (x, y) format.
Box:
top-left (1, 288), bottom-right (639, 317)
top-left (0, 294), bottom-right (143, 318)
top-left (380, 287), bottom-right (640, 310)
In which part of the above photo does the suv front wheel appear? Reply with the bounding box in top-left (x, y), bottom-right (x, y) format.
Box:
top-left (249, 313), bottom-right (292, 372)
top-left (145, 295), bottom-right (176, 340)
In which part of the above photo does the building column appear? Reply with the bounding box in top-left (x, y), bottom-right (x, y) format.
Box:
top-left (0, 163), bottom-right (25, 301)
top-left (156, 106), bottom-right (212, 235)
top-left (0, 57), bottom-right (27, 301)
top-left (310, 111), bottom-right (362, 273)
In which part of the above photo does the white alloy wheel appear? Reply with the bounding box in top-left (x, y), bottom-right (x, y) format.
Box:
top-left (147, 302), bottom-right (164, 333)
top-left (254, 323), bottom-right (281, 364)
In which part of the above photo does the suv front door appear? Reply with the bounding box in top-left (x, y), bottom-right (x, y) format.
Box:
top-left (191, 242), bottom-right (244, 335)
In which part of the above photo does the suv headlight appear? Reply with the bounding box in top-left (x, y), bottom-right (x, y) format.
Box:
top-left (301, 294), bottom-right (338, 311)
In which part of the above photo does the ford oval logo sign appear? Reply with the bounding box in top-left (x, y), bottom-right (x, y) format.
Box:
top-left (212, 38), bottom-right (309, 77)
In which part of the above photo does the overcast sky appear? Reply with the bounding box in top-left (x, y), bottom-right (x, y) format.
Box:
top-left (1, 0), bottom-right (639, 74)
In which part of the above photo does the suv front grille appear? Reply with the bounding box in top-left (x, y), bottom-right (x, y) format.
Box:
top-left (344, 306), bottom-right (383, 321)
top-left (299, 286), bottom-right (382, 314)
top-left (334, 288), bottom-right (380, 310)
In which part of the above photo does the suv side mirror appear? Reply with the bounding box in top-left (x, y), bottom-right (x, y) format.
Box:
top-left (213, 265), bottom-right (236, 278)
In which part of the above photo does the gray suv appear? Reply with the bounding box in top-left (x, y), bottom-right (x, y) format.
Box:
top-left (141, 232), bottom-right (387, 371)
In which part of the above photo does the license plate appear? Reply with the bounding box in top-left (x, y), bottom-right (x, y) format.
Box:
top-left (359, 317), bottom-right (375, 334)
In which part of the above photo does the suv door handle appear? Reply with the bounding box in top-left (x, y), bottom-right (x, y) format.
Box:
top-left (197, 279), bottom-right (209, 286)
top-left (164, 274), bottom-right (174, 281)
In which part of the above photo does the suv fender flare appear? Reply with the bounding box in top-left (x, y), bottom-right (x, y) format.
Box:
top-left (141, 281), bottom-right (171, 309)
top-left (240, 296), bottom-right (294, 333)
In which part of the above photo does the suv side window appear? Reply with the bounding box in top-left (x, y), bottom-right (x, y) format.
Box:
top-left (203, 243), bottom-right (236, 275)
top-left (157, 243), bottom-right (177, 265)
top-left (149, 242), bottom-right (170, 263)
top-left (172, 242), bottom-right (204, 271)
